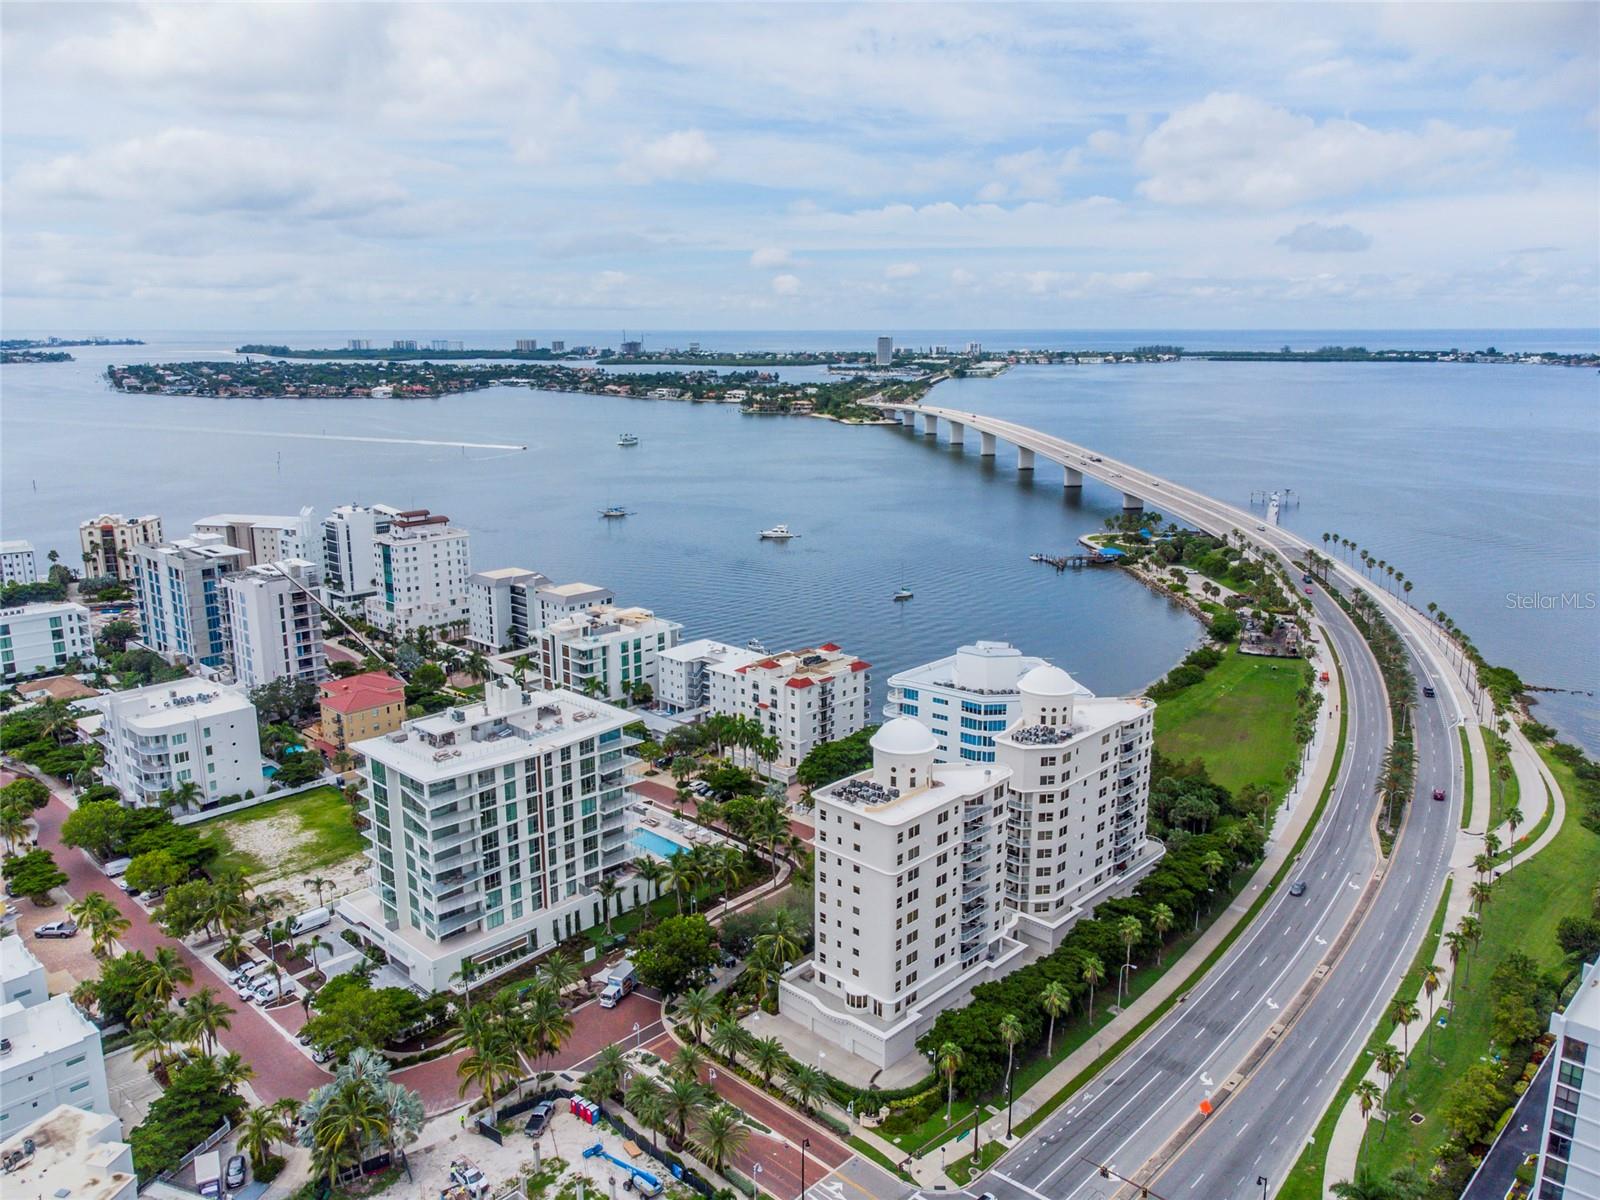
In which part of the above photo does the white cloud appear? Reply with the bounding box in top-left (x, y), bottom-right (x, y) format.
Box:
top-left (1135, 93), bottom-right (1512, 207)
top-left (771, 273), bottom-right (802, 296)
top-left (884, 262), bottom-right (921, 279)
top-left (978, 147), bottom-right (1083, 202)
top-left (1277, 222), bottom-right (1373, 253)
top-left (750, 247), bottom-right (793, 269)
top-left (618, 129), bottom-right (717, 183)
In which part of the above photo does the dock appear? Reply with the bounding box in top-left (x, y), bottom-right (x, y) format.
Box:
top-left (1029, 551), bottom-right (1123, 571)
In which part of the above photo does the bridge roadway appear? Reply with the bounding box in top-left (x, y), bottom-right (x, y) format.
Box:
top-left (873, 402), bottom-right (1463, 1200)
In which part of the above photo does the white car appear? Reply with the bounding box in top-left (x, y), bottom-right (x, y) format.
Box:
top-left (232, 962), bottom-right (274, 997)
top-left (251, 976), bottom-right (293, 1005)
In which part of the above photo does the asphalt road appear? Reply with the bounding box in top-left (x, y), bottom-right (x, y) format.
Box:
top-left (877, 406), bottom-right (1463, 1200)
top-left (1462, 1054), bottom-right (1550, 1200)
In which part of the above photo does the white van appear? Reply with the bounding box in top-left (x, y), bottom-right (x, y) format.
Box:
top-left (102, 857), bottom-right (131, 879)
top-left (290, 907), bottom-right (331, 937)
top-left (194, 1149), bottom-right (222, 1197)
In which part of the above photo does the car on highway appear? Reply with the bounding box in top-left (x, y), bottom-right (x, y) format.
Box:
top-left (1423, 685), bottom-right (1436, 697)
top-left (1305, 587), bottom-right (1313, 595)
top-left (1433, 788), bottom-right (1446, 802)
top-left (1256, 524), bottom-right (1267, 531)
top-left (1289, 881), bottom-right (1308, 897)
top-left (33, 920), bottom-right (78, 939)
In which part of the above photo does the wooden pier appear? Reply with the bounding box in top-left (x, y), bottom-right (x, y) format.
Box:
top-left (1030, 551), bottom-right (1120, 571)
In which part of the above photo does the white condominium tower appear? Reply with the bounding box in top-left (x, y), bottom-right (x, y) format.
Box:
top-left (131, 533), bottom-right (249, 669)
top-left (467, 568), bottom-right (549, 653)
top-left (779, 718), bottom-right (1025, 1068)
top-left (220, 559), bottom-right (328, 689)
top-left (0, 602), bottom-right (94, 681)
top-left (885, 640), bottom-right (1087, 763)
top-left (321, 503), bottom-right (401, 608)
top-left (0, 541), bottom-right (38, 585)
top-left (339, 677), bottom-right (641, 992)
top-left (528, 605), bottom-right (682, 703)
top-left (363, 510), bottom-right (472, 636)
top-left (90, 678), bottom-right (263, 808)
top-left (706, 643), bottom-right (871, 779)
top-left (657, 639), bottom-right (763, 715)
top-left (78, 513), bottom-right (164, 581)
top-left (192, 509), bottom-right (317, 567)
top-left (996, 664), bottom-right (1161, 949)
top-left (1535, 957), bottom-right (1600, 1200)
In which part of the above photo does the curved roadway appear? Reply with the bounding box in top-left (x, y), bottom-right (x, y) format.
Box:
top-left (874, 403), bottom-right (1463, 1200)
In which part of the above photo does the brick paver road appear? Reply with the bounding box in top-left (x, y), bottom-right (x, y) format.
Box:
top-left (27, 784), bottom-right (331, 1103)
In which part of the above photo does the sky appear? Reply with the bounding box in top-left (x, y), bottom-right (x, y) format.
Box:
top-left (2, 2), bottom-right (1597, 332)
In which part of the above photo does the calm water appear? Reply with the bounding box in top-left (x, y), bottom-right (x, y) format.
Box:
top-left (2, 333), bottom-right (1596, 750)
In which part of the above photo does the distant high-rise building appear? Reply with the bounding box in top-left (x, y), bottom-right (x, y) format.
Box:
top-left (78, 514), bottom-right (164, 581)
top-left (550, 340), bottom-right (566, 353)
top-left (347, 339), bottom-right (372, 351)
top-left (0, 541), bottom-right (38, 585)
top-left (876, 336), bottom-right (894, 366)
top-left (364, 511), bottom-right (472, 635)
top-left (321, 503), bottom-right (400, 609)
top-left (430, 339), bottom-right (450, 351)
top-left (528, 605), bottom-right (682, 704)
top-left (515, 339), bottom-right (539, 353)
top-left (132, 534), bottom-right (249, 668)
top-left (221, 559), bottom-right (327, 689)
top-left (0, 602), bottom-right (94, 681)
top-left (966, 341), bottom-right (983, 356)
top-left (392, 339), bottom-right (418, 351)
top-left (192, 510), bottom-right (316, 568)
top-left (620, 339), bottom-right (643, 355)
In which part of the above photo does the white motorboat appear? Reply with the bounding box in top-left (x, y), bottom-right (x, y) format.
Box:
top-left (759, 524), bottom-right (797, 540)
top-left (618, 433), bottom-right (639, 446)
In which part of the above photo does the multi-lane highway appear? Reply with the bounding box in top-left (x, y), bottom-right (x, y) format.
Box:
top-left (871, 404), bottom-right (1464, 1200)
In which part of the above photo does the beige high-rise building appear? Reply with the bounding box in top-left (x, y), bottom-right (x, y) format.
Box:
top-left (78, 514), bottom-right (163, 580)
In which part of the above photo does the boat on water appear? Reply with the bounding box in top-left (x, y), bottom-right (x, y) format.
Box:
top-left (759, 524), bottom-right (797, 540)
top-left (747, 638), bottom-right (768, 653)
top-left (618, 433), bottom-right (639, 446)
top-left (599, 506), bottom-right (629, 519)
top-left (893, 587), bottom-right (914, 602)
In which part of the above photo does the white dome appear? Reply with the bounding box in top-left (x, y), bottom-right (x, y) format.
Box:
top-left (871, 717), bottom-right (939, 757)
top-left (1019, 663), bottom-right (1082, 698)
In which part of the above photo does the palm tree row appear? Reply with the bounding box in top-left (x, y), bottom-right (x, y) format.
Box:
top-left (452, 968), bottom-right (575, 1112)
top-left (299, 1048), bottom-right (425, 1191)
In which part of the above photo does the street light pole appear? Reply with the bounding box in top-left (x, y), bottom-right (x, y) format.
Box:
top-left (1005, 1064), bottom-right (1015, 1139)
top-left (800, 1136), bottom-right (810, 1200)
top-left (1258, 1175), bottom-right (1269, 1200)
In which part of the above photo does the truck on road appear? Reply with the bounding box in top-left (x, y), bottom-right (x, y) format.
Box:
top-left (599, 959), bottom-right (637, 1008)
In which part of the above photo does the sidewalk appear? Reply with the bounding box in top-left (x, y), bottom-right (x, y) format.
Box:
top-left (874, 620), bottom-right (1351, 1191)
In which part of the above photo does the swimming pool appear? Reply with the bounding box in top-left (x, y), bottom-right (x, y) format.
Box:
top-left (633, 828), bottom-right (688, 859)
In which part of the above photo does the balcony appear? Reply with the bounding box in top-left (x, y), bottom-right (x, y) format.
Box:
top-left (433, 904), bottom-right (484, 938)
top-left (962, 862), bottom-right (989, 883)
top-left (962, 844), bottom-right (989, 865)
top-left (431, 823), bottom-right (480, 854)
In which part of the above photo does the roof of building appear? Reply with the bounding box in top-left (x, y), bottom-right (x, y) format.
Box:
top-left (15, 676), bottom-right (101, 701)
top-left (0, 994), bottom-right (98, 1063)
top-left (0, 933), bottom-right (43, 986)
top-left (319, 671), bottom-right (406, 713)
top-left (1565, 957), bottom-right (1600, 1032)
top-left (539, 581), bottom-right (610, 598)
top-left (871, 717), bottom-right (939, 757)
top-left (471, 567), bottom-right (545, 583)
top-left (734, 645), bottom-right (870, 680)
top-left (94, 678), bottom-right (254, 726)
top-left (1018, 663), bottom-right (1083, 698)
top-left (0, 1105), bottom-right (133, 1200)
top-left (0, 539), bottom-right (34, 554)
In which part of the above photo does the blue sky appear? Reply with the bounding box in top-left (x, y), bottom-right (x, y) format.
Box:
top-left (2, 2), bottom-right (1596, 330)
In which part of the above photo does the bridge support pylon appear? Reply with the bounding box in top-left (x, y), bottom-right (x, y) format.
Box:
top-left (1017, 447), bottom-right (1035, 472)
top-left (980, 432), bottom-right (997, 457)
top-left (948, 420), bottom-right (965, 446)
top-left (1063, 467), bottom-right (1083, 489)
top-left (922, 412), bottom-right (939, 436)
top-left (1122, 492), bottom-right (1143, 511)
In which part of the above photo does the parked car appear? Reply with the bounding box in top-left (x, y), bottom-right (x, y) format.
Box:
top-left (225, 1154), bottom-right (247, 1190)
top-left (231, 962), bottom-right (274, 997)
top-left (311, 1044), bottom-right (335, 1064)
top-left (289, 907), bottom-right (331, 937)
top-left (33, 920), bottom-right (78, 939)
top-left (653, 755), bottom-right (674, 769)
top-left (1289, 881), bottom-right (1308, 897)
top-left (251, 976), bottom-right (292, 1005)
top-left (524, 1100), bottom-right (554, 1136)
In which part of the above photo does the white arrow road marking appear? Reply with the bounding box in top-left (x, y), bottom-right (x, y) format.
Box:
top-left (1201, 1073), bottom-right (1214, 1087)
top-left (1266, 998), bottom-right (1280, 1010)
top-left (1315, 935), bottom-right (1328, 946)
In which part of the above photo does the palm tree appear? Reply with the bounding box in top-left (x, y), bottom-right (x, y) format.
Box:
top-left (1443, 930), bottom-right (1468, 995)
top-left (679, 988), bottom-right (720, 1044)
top-left (0, 804), bottom-right (30, 854)
top-left (692, 1104), bottom-right (750, 1175)
top-left (1332, 1167), bottom-right (1399, 1200)
top-left (1388, 997), bottom-right (1419, 1059)
top-left (218, 931), bottom-right (249, 970)
top-left (1149, 903), bottom-right (1174, 964)
top-left (541, 951), bottom-right (581, 1001)
top-left (672, 1042), bottom-right (708, 1083)
top-left (709, 1017), bottom-right (749, 1066)
top-left (999, 1012), bottom-right (1023, 1134)
top-left (1422, 963), bottom-right (1442, 1055)
top-left (68, 891), bottom-right (129, 957)
top-left (141, 945), bottom-right (192, 1006)
top-left (214, 1050), bottom-right (254, 1095)
top-left (937, 1041), bottom-right (964, 1121)
top-left (634, 857), bottom-right (668, 906)
top-left (1039, 980), bottom-right (1071, 1058)
top-left (315, 1078), bottom-right (390, 1188)
top-left (1354, 1079), bottom-right (1382, 1133)
top-left (596, 878), bottom-right (621, 934)
top-left (520, 990), bottom-right (574, 1070)
top-left (711, 844), bottom-right (744, 908)
top-left (1373, 1045), bottom-right (1402, 1137)
top-left (751, 802), bottom-right (790, 889)
top-left (748, 1036), bottom-right (787, 1087)
top-left (783, 1061), bottom-right (828, 1116)
top-left (131, 1013), bottom-right (181, 1080)
top-left (457, 1041), bottom-right (519, 1111)
top-left (1471, 879), bottom-right (1494, 913)
top-left (753, 909), bottom-right (803, 972)
top-left (306, 875), bottom-right (334, 908)
top-left (662, 1071), bottom-right (710, 1144)
top-left (182, 987), bottom-right (234, 1055)
top-left (1081, 954), bottom-right (1105, 1022)
top-left (450, 960), bottom-right (480, 1009)
top-left (1116, 915), bottom-right (1142, 1007)
top-left (305, 933), bottom-right (332, 973)
top-left (588, 1043), bottom-right (631, 1098)
top-left (1199, 849), bottom-right (1226, 920)
top-left (1506, 804), bottom-right (1523, 867)
top-left (627, 1074), bottom-right (668, 1153)
top-left (238, 1105), bottom-right (291, 1172)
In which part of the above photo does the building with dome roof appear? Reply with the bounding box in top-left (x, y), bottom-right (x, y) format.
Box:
top-left (777, 716), bottom-right (1026, 1069)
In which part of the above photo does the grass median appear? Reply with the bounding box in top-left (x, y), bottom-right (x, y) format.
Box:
top-left (1458, 726), bottom-right (1474, 830)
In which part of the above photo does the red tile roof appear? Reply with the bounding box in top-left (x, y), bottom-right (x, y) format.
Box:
top-left (319, 671), bottom-right (405, 714)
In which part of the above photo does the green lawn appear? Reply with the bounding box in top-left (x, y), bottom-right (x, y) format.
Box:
top-left (1484, 727), bottom-right (1522, 833)
top-left (200, 785), bottom-right (363, 884)
top-left (1355, 746), bottom-right (1598, 1180)
top-left (1458, 726), bottom-right (1474, 830)
top-left (1155, 645), bottom-right (1309, 798)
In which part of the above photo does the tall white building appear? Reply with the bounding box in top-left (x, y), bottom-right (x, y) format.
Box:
top-left (338, 678), bottom-right (642, 992)
top-left (995, 665), bottom-right (1162, 949)
top-left (657, 639), bottom-right (763, 715)
top-left (1536, 958), bottom-right (1600, 1200)
top-left (131, 533), bottom-right (249, 669)
top-left (885, 640), bottom-right (1088, 763)
top-left (707, 643), bottom-right (871, 779)
top-left (779, 718), bottom-right (1025, 1068)
top-left (876, 336), bottom-right (894, 366)
top-left (321, 503), bottom-right (401, 609)
top-left (529, 606), bottom-right (681, 703)
top-left (0, 602), bottom-right (94, 681)
top-left (467, 568), bottom-right (548, 653)
top-left (0, 1106), bottom-right (136, 1200)
top-left (0, 988), bottom-right (113, 1134)
top-left (193, 509), bottom-right (317, 567)
top-left (364, 511), bottom-right (473, 636)
top-left (535, 581), bottom-right (613, 629)
top-left (221, 559), bottom-right (327, 689)
top-left (79, 514), bottom-right (164, 581)
top-left (91, 678), bottom-right (262, 808)
top-left (1, 936), bottom-right (49, 1008)
top-left (0, 541), bottom-right (38, 585)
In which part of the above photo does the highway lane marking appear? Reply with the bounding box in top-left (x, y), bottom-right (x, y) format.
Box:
top-left (1235, 1122), bottom-right (1250, 1138)
top-left (991, 1171), bottom-right (1051, 1200)
top-left (1275, 1078), bottom-right (1286, 1091)
top-left (1189, 1172), bottom-right (1206, 1190)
